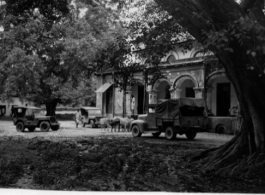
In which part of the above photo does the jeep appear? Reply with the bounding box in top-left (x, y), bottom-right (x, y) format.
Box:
top-left (12, 106), bottom-right (60, 132)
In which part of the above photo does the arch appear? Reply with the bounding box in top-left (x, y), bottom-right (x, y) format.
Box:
top-left (173, 74), bottom-right (198, 88)
top-left (205, 70), bottom-right (226, 86)
top-left (153, 78), bottom-right (171, 100)
top-left (131, 78), bottom-right (144, 86)
top-left (163, 50), bottom-right (179, 62)
top-left (191, 49), bottom-right (214, 58)
top-left (167, 55), bottom-right (177, 63)
top-left (153, 78), bottom-right (171, 90)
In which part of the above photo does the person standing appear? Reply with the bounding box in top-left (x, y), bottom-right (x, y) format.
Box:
top-left (75, 109), bottom-right (82, 128)
top-left (131, 95), bottom-right (135, 116)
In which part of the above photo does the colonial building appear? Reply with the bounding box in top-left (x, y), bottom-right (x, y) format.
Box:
top-left (0, 98), bottom-right (34, 116)
top-left (95, 42), bottom-right (239, 118)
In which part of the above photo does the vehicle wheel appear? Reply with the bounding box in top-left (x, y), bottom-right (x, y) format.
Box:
top-left (215, 125), bottom-right (226, 134)
top-left (28, 127), bottom-right (35, 132)
top-left (185, 132), bottom-right (197, 140)
top-left (51, 126), bottom-right (60, 131)
top-left (152, 132), bottom-right (161, 138)
top-left (90, 120), bottom-right (95, 128)
top-left (40, 121), bottom-right (50, 132)
top-left (165, 126), bottom-right (176, 140)
top-left (132, 125), bottom-right (142, 137)
top-left (16, 122), bottom-right (25, 132)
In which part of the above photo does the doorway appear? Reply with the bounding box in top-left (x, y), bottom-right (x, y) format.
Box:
top-left (217, 83), bottom-right (231, 116)
top-left (138, 85), bottom-right (144, 114)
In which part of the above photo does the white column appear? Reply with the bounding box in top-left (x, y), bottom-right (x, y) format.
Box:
top-left (193, 87), bottom-right (204, 99)
top-left (147, 85), bottom-right (158, 104)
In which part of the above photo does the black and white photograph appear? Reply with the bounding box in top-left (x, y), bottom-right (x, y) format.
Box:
top-left (0, 0), bottom-right (265, 193)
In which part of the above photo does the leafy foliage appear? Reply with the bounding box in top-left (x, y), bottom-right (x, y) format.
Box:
top-left (0, 0), bottom-right (122, 113)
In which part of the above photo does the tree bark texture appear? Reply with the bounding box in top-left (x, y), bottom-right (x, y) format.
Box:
top-left (154, 0), bottom-right (265, 175)
top-left (45, 100), bottom-right (58, 116)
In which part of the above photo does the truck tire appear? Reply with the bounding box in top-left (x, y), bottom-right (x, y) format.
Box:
top-left (16, 122), bottom-right (25, 132)
top-left (40, 121), bottom-right (50, 132)
top-left (28, 127), bottom-right (35, 132)
top-left (152, 132), bottom-right (161, 138)
top-left (165, 126), bottom-right (176, 140)
top-left (185, 132), bottom-right (197, 140)
top-left (132, 125), bottom-right (142, 137)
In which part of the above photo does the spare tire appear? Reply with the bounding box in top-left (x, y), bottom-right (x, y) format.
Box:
top-left (40, 121), bottom-right (50, 132)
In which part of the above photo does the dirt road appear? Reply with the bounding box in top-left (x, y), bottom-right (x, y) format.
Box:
top-left (0, 120), bottom-right (232, 146)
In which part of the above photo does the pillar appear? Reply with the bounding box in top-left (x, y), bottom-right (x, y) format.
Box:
top-left (170, 87), bottom-right (182, 99)
top-left (147, 85), bottom-right (158, 104)
top-left (193, 87), bottom-right (204, 99)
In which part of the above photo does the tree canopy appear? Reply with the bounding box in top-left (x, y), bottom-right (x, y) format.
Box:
top-left (0, 0), bottom-right (124, 115)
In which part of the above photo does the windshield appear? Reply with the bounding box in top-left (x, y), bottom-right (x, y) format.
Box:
top-left (90, 110), bottom-right (101, 115)
top-left (25, 109), bottom-right (44, 117)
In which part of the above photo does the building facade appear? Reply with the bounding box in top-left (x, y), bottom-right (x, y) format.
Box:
top-left (0, 98), bottom-right (34, 116)
top-left (95, 43), bottom-right (239, 119)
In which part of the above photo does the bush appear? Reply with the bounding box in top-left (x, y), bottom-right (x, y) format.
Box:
top-left (0, 159), bottom-right (24, 185)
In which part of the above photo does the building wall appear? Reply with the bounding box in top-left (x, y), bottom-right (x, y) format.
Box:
top-left (114, 89), bottom-right (123, 116)
top-left (95, 42), bottom-right (237, 118)
top-left (0, 98), bottom-right (34, 116)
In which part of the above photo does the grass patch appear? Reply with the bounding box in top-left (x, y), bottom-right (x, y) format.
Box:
top-left (0, 137), bottom-right (263, 192)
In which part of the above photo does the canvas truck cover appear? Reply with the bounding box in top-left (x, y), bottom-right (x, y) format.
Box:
top-left (155, 99), bottom-right (180, 119)
top-left (155, 98), bottom-right (205, 119)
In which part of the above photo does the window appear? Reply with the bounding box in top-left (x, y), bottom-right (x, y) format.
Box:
top-left (167, 55), bottom-right (177, 63)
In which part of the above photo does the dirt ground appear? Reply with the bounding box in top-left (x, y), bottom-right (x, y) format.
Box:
top-left (0, 120), bottom-right (264, 193)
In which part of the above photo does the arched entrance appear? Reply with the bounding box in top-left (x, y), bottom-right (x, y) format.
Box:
top-left (153, 79), bottom-right (171, 100)
top-left (173, 75), bottom-right (197, 98)
top-left (206, 71), bottom-right (238, 116)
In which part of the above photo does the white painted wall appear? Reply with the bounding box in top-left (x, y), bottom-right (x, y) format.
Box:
top-left (0, 98), bottom-right (35, 116)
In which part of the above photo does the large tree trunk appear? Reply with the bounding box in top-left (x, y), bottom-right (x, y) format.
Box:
top-left (154, 0), bottom-right (265, 177)
top-left (45, 99), bottom-right (58, 116)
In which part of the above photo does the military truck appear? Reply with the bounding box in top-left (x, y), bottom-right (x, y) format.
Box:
top-left (12, 106), bottom-right (60, 132)
top-left (80, 107), bottom-right (104, 128)
top-left (130, 98), bottom-right (208, 140)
